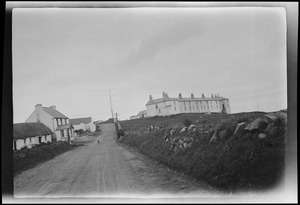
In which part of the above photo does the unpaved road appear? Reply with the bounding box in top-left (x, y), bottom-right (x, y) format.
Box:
top-left (14, 123), bottom-right (218, 198)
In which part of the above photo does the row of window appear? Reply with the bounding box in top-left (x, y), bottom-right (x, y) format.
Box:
top-left (155, 101), bottom-right (229, 113)
top-left (56, 118), bottom-right (68, 126)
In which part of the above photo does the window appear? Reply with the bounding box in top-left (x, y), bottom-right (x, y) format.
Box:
top-left (38, 137), bottom-right (42, 143)
top-left (29, 137), bottom-right (32, 143)
top-left (159, 109), bottom-right (161, 113)
top-left (155, 104), bottom-right (158, 109)
top-left (24, 139), bottom-right (26, 144)
top-left (185, 106), bottom-right (186, 111)
top-left (175, 107), bottom-right (176, 111)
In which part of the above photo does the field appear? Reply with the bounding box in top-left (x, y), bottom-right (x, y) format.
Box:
top-left (118, 111), bottom-right (287, 193)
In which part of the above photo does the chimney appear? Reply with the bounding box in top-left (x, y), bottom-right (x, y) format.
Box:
top-left (50, 105), bottom-right (56, 110)
top-left (191, 93), bottom-right (194, 99)
top-left (202, 94), bottom-right (205, 98)
top-left (165, 93), bottom-right (169, 98)
top-left (149, 95), bottom-right (153, 101)
top-left (179, 93), bottom-right (182, 99)
top-left (35, 104), bottom-right (42, 109)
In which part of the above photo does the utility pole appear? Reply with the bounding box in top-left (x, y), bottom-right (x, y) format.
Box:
top-left (109, 90), bottom-right (114, 119)
top-left (257, 101), bottom-right (259, 111)
top-left (115, 112), bottom-right (118, 121)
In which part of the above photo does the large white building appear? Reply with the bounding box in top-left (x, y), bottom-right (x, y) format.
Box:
top-left (146, 92), bottom-right (231, 117)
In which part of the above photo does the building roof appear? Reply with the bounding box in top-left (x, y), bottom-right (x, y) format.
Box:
top-left (69, 117), bottom-right (92, 125)
top-left (146, 96), bottom-right (229, 106)
top-left (14, 122), bottom-right (53, 139)
top-left (56, 124), bottom-right (74, 131)
top-left (43, 107), bottom-right (68, 119)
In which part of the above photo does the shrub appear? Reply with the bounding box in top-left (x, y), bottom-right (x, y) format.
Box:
top-left (182, 119), bottom-right (192, 127)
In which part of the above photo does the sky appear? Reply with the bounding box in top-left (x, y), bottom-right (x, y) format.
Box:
top-left (12, 7), bottom-right (287, 122)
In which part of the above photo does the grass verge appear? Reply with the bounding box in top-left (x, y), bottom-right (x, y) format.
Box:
top-left (13, 141), bottom-right (83, 176)
top-left (119, 112), bottom-right (286, 193)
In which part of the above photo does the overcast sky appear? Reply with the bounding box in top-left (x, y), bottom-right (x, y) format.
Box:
top-left (12, 7), bottom-right (287, 122)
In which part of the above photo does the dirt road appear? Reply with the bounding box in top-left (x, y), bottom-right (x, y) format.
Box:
top-left (14, 123), bottom-right (217, 198)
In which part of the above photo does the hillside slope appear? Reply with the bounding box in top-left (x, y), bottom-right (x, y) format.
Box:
top-left (118, 111), bottom-right (286, 192)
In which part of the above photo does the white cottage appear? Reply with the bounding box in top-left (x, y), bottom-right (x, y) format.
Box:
top-left (25, 104), bottom-right (74, 141)
top-left (146, 92), bottom-right (231, 117)
top-left (69, 117), bottom-right (96, 133)
top-left (13, 122), bottom-right (53, 150)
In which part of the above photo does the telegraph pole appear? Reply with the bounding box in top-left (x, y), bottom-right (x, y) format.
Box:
top-left (257, 101), bottom-right (259, 111)
top-left (109, 90), bottom-right (114, 119)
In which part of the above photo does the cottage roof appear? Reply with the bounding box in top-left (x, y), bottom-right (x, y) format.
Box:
top-left (69, 117), bottom-right (92, 125)
top-left (56, 124), bottom-right (74, 131)
top-left (13, 122), bottom-right (53, 139)
top-left (146, 96), bottom-right (229, 105)
top-left (43, 107), bottom-right (68, 119)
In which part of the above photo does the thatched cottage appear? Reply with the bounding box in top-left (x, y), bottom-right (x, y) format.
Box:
top-left (13, 122), bottom-right (53, 150)
top-left (25, 104), bottom-right (74, 141)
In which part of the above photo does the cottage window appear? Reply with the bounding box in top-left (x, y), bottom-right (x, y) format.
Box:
top-left (38, 137), bottom-right (42, 144)
top-left (175, 107), bottom-right (176, 111)
top-left (23, 139), bottom-right (26, 144)
top-left (155, 104), bottom-right (158, 109)
top-left (159, 109), bottom-right (161, 114)
top-left (184, 106), bottom-right (186, 111)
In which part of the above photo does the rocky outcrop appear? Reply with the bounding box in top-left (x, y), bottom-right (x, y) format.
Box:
top-left (234, 122), bottom-right (247, 135)
top-left (244, 117), bottom-right (269, 132)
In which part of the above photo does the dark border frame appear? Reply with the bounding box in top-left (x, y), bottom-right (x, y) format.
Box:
top-left (2, 1), bottom-right (297, 203)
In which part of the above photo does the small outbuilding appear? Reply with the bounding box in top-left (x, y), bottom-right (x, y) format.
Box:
top-left (13, 122), bottom-right (53, 150)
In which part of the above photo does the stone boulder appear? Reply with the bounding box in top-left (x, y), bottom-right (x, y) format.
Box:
top-left (234, 122), bottom-right (247, 135)
top-left (180, 127), bottom-right (188, 133)
top-left (244, 117), bottom-right (269, 132)
top-left (210, 131), bottom-right (219, 143)
top-left (265, 112), bottom-right (287, 123)
top-left (258, 133), bottom-right (267, 139)
top-left (188, 124), bottom-right (197, 131)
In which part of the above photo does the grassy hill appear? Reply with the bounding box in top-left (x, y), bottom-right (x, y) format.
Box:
top-left (118, 111), bottom-right (286, 193)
